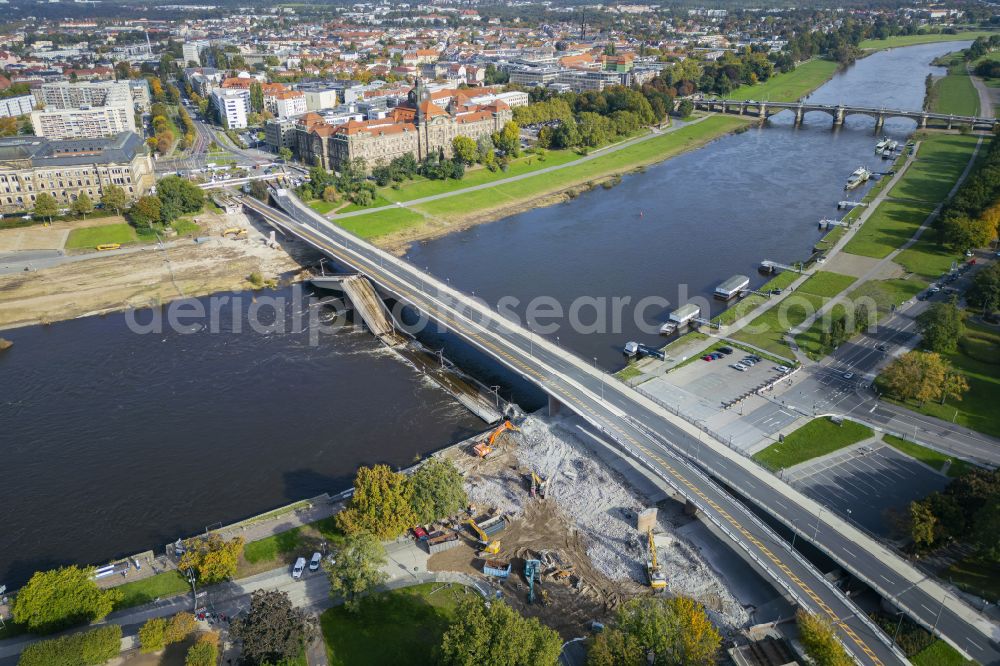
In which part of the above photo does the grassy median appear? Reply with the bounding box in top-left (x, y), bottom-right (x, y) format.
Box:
top-left (753, 417), bottom-right (874, 471)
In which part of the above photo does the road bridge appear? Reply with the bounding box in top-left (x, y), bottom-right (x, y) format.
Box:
top-left (692, 98), bottom-right (999, 131)
top-left (241, 191), bottom-right (999, 666)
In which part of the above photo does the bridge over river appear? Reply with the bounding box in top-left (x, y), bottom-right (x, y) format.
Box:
top-left (240, 190), bottom-right (1000, 666)
top-left (692, 98), bottom-right (999, 131)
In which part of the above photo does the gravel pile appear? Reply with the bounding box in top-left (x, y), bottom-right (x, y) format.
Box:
top-left (466, 413), bottom-right (750, 631)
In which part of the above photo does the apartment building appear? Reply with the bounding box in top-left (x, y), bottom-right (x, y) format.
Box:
top-left (211, 88), bottom-right (250, 128)
top-left (0, 95), bottom-right (34, 118)
top-left (30, 104), bottom-right (136, 140)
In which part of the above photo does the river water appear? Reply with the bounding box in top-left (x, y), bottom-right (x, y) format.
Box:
top-left (0, 42), bottom-right (965, 586)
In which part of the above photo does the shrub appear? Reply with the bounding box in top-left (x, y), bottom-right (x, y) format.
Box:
top-left (18, 625), bottom-right (122, 666)
top-left (138, 617), bottom-right (167, 653)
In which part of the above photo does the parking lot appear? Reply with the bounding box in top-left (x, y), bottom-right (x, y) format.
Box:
top-left (783, 441), bottom-right (950, 537)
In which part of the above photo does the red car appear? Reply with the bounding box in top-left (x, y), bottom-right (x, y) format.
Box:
top-left (702, 355), bottom-right (714, 361)
top-left (412, 526), bottom-right (429, 540)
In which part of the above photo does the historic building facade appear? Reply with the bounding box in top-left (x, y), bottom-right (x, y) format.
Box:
top-left (295, 81), bottom-right (512, 172)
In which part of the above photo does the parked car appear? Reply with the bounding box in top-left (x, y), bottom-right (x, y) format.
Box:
top-left (702, 355), bottom-right (714, 361)
top-left (775, 365), bottom-right (791, 373)
top-left (718, 347), bottom-right (734, 355)
top-left (292, 557), bottom-right (306, 579)
top-left (875, 344), bottom-right (887, 352)
top-left (731, 363), bottom-right (747, 372)
top-left (309, 552), bottom-right (322, 571)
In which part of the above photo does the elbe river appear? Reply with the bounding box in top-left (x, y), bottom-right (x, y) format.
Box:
top-left (0, 42), bottom-right (966, 586)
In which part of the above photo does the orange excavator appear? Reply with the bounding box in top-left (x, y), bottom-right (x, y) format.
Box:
top-left (473, 420), bottom-right (519, 458)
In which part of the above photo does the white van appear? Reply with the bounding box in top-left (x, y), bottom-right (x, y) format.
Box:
top-left (309, 552), bottom-right (322, 571)
top-left (292, 557), bottom-right (306, 580)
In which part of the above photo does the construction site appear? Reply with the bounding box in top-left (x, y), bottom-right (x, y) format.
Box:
top-left (419, 413), bottom-right (764, 642)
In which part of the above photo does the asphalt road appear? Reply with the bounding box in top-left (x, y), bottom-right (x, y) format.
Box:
top-left (250, 193), bottom-right (955, 666)
top-left (778, 257), bottom-right (1000, 467)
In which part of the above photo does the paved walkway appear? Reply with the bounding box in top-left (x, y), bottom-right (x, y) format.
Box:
top-left (329, 117), bottom-right (711, 221)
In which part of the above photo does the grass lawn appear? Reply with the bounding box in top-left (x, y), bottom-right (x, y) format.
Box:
top-left (171, 218), bottom-right (202, 236)
top-left (843, 200), bottom-right (936, 258)
top-left (616, 363), bottom-right (643, 380)
top-left (241, 517), bottom-right (343, 571)
top-left (752, 417), bottom-right (874, 471)
top-left (859, 31), bottom-right (995, 51)
top-left (892, 148), bottom-right (975, 204)
top-left (895, 237), bottom-right (964, 280)
top-left (797, 271), bottom-right (857, 298)
top-left (308, 199), bottom-right (339, 215)
top-left (849, 278), bottom-right (928, 315)
top-left (882, 434), bottom-right (974, 477)
top-left (733, 291), bottom-right (825, 357)
top-left (911, 639), bottom-right (975, 666)
top-left (321, 582), bottom-right (479, 666)
top-left (382, 149), bottom-right (580, 204)
top-left (338, 194), bottom-right (394, 213)
top-left (712, 272), bottom-right (799, 326)
top-left (114, 571), bottom-right (190, 610)
top-left (882, 324), bottom-right (1000, 438)
top-left (414, 115), bottom-right (750, 220)
top-left (930, 56), bottom-right (980, 117)
top-left (727, 59), bottom-right (839, 102)
top-left (65, 223), bottom-right (139, 249)
top-left (335, 207), bottom-right (426, 241)
top-left (915, 133), bottom-right (981, 167)
top-left (945, 556), bottom-right (1000, 602)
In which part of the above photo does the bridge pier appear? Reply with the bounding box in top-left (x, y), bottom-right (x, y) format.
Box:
top-left (947, 115), bottom-right (954, 130)
top-left (919, 114), bottom-right (928, 129)
top-left (833, 106), bottom-right (845, 127)
top-left (874, 113), bottom-right (884, 133)
top-left (758, 102), bottom-right (767, 120)
top-left (794, 105), bottom-right (804, 126)
top-left (548, 395), bottom-right (562, 417)
top-left (740, 102), bottom-right (747, 116)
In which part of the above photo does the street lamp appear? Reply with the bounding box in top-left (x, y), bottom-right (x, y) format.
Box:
top-left (813, 507), bottom-right (824, 541)
top-left (183, 567), bottom-right (198, 612)
top-left (934, 592), bottom-right (949, 630)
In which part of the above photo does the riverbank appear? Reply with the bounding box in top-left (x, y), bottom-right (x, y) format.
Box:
top-left (339, 115), bottom-right (755, 253)
top-left (0, 209), bottom-right (306, 330)
top-left (859, 30), bottom-right (995, 52)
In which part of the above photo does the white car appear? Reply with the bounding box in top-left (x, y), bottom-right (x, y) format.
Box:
top-left (309, 552), bottom-right (322, 571)
top-left (843, 371), bottom-right (855, 380)
top-left (731, 363), bottom-right (747, 372)
top-left (292, 557), bottom-right (306, 580)
top-left (776, 365), bottom-right (791, 373)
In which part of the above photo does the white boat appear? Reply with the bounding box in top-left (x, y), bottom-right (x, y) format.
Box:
top-left (845, 166), bottom-right (872, 190)
top-left (875, 138), bottom-right (890, 152)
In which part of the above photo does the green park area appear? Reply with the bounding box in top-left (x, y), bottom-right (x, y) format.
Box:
top-left (338, 115), bottom-right (749, 242)
top-left (752, 417), bottom-right (874, 471)
top-left (64, 223), bottom-right (143, 249)
top-left (911, 639), bottom-right (975, 666)
top-left (881, 321), bottom-right (1000, 438)
top-left (728, 59), bottom-right (839, 102)
top-left (320, 583), bottom-right (479, 666)
top-left (882, 435), bottom-right (974, 477)
top-left (928, 53), bottom-right (980, 117)
top-left (892, 134), bottom-right (979, 203)
top-left (859, 31), bottom-right (995, 51)
top-left (842, 200), bottom-right (937, 257)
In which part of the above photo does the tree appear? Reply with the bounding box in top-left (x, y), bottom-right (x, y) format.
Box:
top-left (586, 597), bottom-right (721, 666)
top-left (974, 497), bottom-right (1000, 561)
top-left (410, 458), bottom-right (468, 524)
top-left (917, 302), bottom-right (964, 354)
top-left (796, 610), bottom-right (852, 666)
top-left (322, 185), bottom-right (339, 203)
top-left (967, 262), bottom-right (1000, 319)
top-left (156, 175), bottom-right (205, 223)
top-left (909, 500), bottom-right (939, 548)
top-left (32, 192), bottom-right (58, 223)
top-left (17, 625), bottom-right (122, 666)
top-left (138, 617), bottom-right (167, 653)
top-left (101, 185), bottom-right (129, 216)
top-left (675, 99), bottom-right (695, 118)
top-left (164, 612), bottom-right (197, 644)
top-left (452, 135), bottom-right (479, 164)
top-left (439, 597), bottom-right (561, 666)
top-left (71, 193), bottom-right (94, 219)
top-left (178, 534), bottom-right (244, 584)
top-left (492, 121), bottom-right (521, 157)
top-left (335, 464), bottom-right (416, 539)
top-left (323, 532), bottom-right (387, 612)
top-left (250, 81), bottom-right (264, 113)
top-left (129, 195), bottom-right (162, 229)
top-left (184, 631), bottom-right (219, 666)
top-left (879, 351), bottom-right (966, 405)
top-left (278, 146), bottom-right (293, 163)
top-left (231, 590), bottom-right (312, 665)
top-left (0, 116), bottom-right (18, 137)
top-left (12, 566), bottom-right (123, 633)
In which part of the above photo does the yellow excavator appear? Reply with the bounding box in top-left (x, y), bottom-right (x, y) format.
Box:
top-left (646, 529), bottom-right (666, 590)
top-left (222, 227), bottom-right (247, 237)
top-left (465, 519), bottom-right (501, 554)
top-left (529, 471), bottom-right (547, 499)
top-left (473, 420), bottom-right (519, 458)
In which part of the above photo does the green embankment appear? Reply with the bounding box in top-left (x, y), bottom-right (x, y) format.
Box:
top-left (338, 116), bottom-right (750, 241)
top-left (859, 31), bottom-right (994, 51)
top-left (928, 53), bottom-right (980, 117)
top-left (728, 59), bottom-right (839, 102)
top-left (842, 200), bottom-right (937, 258)
top-left (882, 435), bottom-right (974, 477)
top-left (321, 583), bottom-right (479, 666)
top-left (752, 417), bottom-right (874, 471)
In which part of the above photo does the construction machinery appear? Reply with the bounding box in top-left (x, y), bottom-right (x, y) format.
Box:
top-left (525, 558), bottom-right (542, 604)
top-left (645, 529), bottom-right (666, 590)
top-left (465, 518), bottom-right (501, 555)
top-left (472, 419), bottom-right (519, 458)
top-left (222, 227), bottom-right (247, 237)
top-left (528, 471), bottom-right (547, 499)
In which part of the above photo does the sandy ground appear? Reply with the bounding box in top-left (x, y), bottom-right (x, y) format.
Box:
top-left (0, 215), bottom-right (127, 252)
top-left (0, 212), bottom-right (310, 329)
top-left (431, 414), bottom-right (751, 640)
